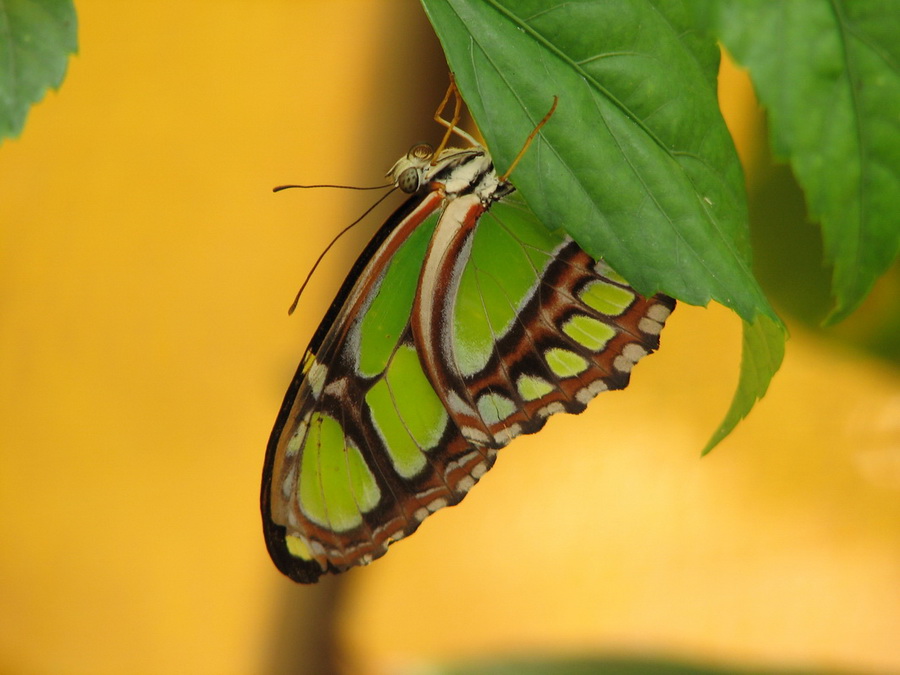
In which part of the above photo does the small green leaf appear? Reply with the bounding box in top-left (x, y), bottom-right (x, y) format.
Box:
top-left (703, 314), bottom-right (785, 455)
top-left (0, 0), bottom-right (78, 142)
top-left (705, 0), bottom-right (900, 323)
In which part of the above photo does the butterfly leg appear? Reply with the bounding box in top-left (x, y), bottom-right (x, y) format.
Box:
top-left (433, 73), bottom-right (479, 154)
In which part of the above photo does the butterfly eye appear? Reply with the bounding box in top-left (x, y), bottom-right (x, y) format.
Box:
top-left (407, 143), bottom-right (434, 160)
top-left (397, 167), bottom-right (422, 193)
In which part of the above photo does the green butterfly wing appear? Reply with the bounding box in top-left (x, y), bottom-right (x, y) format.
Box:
top-left (262, 189), bottom-right (674, 583)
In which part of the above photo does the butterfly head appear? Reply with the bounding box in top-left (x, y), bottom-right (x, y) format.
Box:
top-left (387, 143), bottom-right (491, 196)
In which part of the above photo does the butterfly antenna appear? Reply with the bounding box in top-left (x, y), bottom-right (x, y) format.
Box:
top-left (282, 186), bottom-right (398, 315)
top-left (499, 96), bottom-right (558, 182)
top-left (273, 183), bottom-right (391, 192)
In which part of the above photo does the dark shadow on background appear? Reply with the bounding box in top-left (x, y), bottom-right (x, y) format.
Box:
top-left (263, 576), bottom-right (343, 675)
top-left (748, 124), bottom-right (900, 364)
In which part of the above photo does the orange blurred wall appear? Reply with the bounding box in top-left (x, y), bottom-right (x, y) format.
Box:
top-left (1, 3), bottom-right (899, 675)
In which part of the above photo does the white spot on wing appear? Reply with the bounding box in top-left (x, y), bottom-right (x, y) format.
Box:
top-left (614, 343), bottom-right (648, 372)
top-left (589, 380), bottom-right (608, 395)
top-left (614, 355), bottom-right (632, 373)
top-left (461, 426), bottom-right (491, 445)
top-left (447, 390), bottom-right (475, 417)
top-left (323, 377), bottom-right (348, 398)
top-left (647, 304), bottom-right (671, 322)
top-left (445, 451), bottom-right (480, 476)
top-left (638, 317), bottom-right (663, 335)
top-left (307, 359), bottom-right (328, 397)
top-left (492, 423), bottom-right (521, 445)
top-left (286, 419), bottom-right (307, 457)
top-left (537, 401), bottom-right (566, 418)
top-left (457, 476), bottom-right (475, 493)
top-left (427, 498), bottom-right (448, 513)
top-left (281, 464), bottom-right (297, 500)
top-left (623, 343), bottom-right (647, 361)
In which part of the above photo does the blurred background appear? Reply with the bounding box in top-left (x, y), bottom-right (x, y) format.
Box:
top-left (1, 2), bottom-right (898, 674)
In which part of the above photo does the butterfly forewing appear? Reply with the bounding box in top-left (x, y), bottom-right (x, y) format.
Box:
top-left (263, 149), bottom-right (674, 583)
top-left (263, 192), bottom-right (453, 581)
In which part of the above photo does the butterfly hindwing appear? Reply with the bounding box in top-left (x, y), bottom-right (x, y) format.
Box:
top-left (417, 195), bottom-right (674, 450)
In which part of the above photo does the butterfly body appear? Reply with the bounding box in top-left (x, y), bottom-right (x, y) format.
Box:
top-left (263, 140), bottom-right (674, 583)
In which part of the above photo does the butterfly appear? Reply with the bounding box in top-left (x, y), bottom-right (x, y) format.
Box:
top-left (262, 83), bottom-right (675, 583)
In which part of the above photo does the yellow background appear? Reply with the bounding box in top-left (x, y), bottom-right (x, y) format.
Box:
top-left (2, 2), bottom-right (898, 674)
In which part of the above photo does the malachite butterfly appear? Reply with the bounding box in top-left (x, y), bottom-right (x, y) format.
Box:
top-left (262, 84), bottom-right (675, 583)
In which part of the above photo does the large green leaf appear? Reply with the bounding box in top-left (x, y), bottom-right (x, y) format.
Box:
top-left (0, 0), bottom-right (77, 142)
top-left (421, 0), bottom-right (786, 451)
top-left (420, 0), bottom-right (777, 323)
top-left (701, 0), bottom-right (900, 323)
